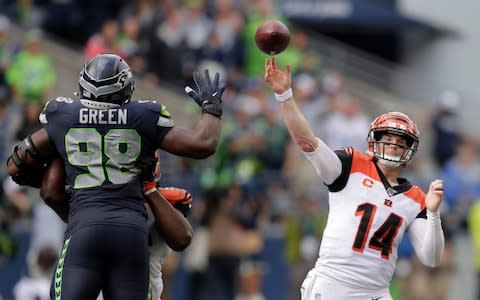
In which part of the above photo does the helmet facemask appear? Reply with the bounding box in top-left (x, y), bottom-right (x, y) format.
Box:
top-left (369, 131), bottom-right (418, 168)
top-left (367, 112), bottom-right (419, 168)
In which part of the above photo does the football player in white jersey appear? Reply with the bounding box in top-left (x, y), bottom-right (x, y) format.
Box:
top-left (264, 57), bottom-right (445, 300)
top-left (146, 186), bottom-right (193, 300)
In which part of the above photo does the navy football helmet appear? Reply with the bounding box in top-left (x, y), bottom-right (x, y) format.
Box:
top-left (79, 54), bottom-right (134, 105)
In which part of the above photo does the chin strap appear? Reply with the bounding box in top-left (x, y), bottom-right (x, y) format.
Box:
top-left (378, 158), bottom-right (402, 168)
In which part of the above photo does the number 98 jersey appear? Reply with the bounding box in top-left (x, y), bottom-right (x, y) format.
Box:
top-left (39, 97), bottom-right (174, 232)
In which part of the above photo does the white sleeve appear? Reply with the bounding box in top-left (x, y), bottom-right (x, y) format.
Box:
top-left (303, 137), bottom-right (342, 185)
top-left (149, 226), bottom-right (171, 300)
top-left (149, 255), bottom-right (163, 300)
top-left (407, 210), bottom-right (445, 267)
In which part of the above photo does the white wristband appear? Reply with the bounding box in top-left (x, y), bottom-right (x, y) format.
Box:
top-left (144, 187), bottom-right (157, 196)
top-left (274, 88), bottom-right (293, 102)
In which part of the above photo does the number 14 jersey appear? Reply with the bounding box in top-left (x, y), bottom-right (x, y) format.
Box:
top-left (315, 147), bottom-right (426, 290)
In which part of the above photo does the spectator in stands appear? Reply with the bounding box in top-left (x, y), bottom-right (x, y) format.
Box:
top-left (13, 245), bottom-right (57, 300)
top-left (431, 90), bottom-right (462, 169)
top-left (242, 0), bottom-right (284, 77)
top-left (145, 7), bottom-right (185, 85)
top-left (436, 136), bottom-right (480, 299)
top-left (183, 0), bottom-right (212, 53)
top-left (321, 93), bottom-right (370, 151)
top-left (321, 72), bottom-right (347, 107)
top-left (0, 96), bottom-right (17, 180)
top-left (0, 15), bottom-right (20, 105)
top-left (6, 30), bottom-right (55, 105)
top-left (234, 260), bottom-right (266, 300)
top-left (188, 186), bottom-right (263, 300)
top-left (194, 30), bottom-right (229, 79)
top-left (291, 73), bottom-right (325, 137)
top-left (441, 136), bottom-right (480, 235)
top-left (211, 0), bottom-right (245, 79)
top-left (119, 0), bottom-right (159, 35)
top-left (84, 19), bottom-right (124, 60)
top-left (118, 15), bottom-right (146, 74)
top-left (468, 199), bottom-right (480, 300)
top-left (285, 191), bottom-right (327, 300)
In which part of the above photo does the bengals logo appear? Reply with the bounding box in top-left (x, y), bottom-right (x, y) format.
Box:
top-left (384, 199), bottom-right (393, 207)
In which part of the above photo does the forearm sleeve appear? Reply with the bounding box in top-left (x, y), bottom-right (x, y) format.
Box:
top-left (303, 137), bottom-right (342, 185)
top-left (408, 210), bottom-right (445, 267)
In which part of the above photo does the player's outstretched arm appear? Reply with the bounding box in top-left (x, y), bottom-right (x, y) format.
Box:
top-left (264, 57), bottom-right (318, 152)
top-left (264, 58), bottom-right (342, 184)
top-left (160, 70), bottom-right (224, 159)
top-left (408, 180), bottom-right (445, 267)
top-left (144, 183), bottom-right (193, 252)
top-left (137, 156), bottom-right (193, 251)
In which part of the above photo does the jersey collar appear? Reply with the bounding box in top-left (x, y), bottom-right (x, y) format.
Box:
top-left (80, 99), bottom-right (120, 109)
top-left (373, 162), bottom-right (412, 196)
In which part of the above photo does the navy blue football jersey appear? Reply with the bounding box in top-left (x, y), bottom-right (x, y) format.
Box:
top-left (39, 97), bottom-right (173, 232)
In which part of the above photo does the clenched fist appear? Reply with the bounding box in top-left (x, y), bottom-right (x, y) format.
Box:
top-left (425, 179), bottom-right (443, 212)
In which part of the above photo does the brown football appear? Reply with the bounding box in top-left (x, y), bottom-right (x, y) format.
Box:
top-left (255, 19), bottom-right (290, 55)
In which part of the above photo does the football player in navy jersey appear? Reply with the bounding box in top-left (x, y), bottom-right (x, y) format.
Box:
top-left (40, 156), bottom-right (193, 300)
top-left (6, 53), bottom-right (224, 300)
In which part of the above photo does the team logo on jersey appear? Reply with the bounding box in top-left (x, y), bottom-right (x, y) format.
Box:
top-left (362, 178), bottom-right (374, 188)
top-left (384, 199), bottom-right (393, 207)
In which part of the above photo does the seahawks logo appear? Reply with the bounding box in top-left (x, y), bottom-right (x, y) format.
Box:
top-left (118, 70), bottom-right (132, 87)
top-left (119, 73), bottom-right (128, 87)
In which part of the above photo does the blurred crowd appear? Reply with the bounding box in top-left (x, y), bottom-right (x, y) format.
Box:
top-left (0, 0), bottom-right (479, 300)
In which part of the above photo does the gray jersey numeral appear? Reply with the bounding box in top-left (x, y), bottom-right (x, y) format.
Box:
top-left (65, 128), bottom-right (141, 189)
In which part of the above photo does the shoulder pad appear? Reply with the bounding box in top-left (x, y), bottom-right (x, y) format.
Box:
top-left (134, 100), bottom-right (173, 127)
top-left (43, 97), bottom-right (75, 112)
top-left (136, 100), bottom-right (162, 112)
top-left (136, 100), bottom-right (171, 117)
top-left (42, 98), bottom-right (58, 113)
top-left (157, 103), bottom-right (173, 127)
top-left (351, 148), bottom-right (373, 162)
top-left (40, 97), bottom-right (76, 124)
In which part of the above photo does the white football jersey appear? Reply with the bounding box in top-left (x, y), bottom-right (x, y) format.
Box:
top-left (146, 206), bottom-right (172, 300)
top-left (314, 148), bottom-right (426, 290)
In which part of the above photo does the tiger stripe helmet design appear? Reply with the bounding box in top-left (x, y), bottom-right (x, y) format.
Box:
top-left (367, 112), bottom-right (419, 166)
top-left (79, 54), bottom-right (135, 105)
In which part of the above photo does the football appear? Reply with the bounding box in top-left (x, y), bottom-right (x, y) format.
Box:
top-left (255, 19), bottom-right (290, 55)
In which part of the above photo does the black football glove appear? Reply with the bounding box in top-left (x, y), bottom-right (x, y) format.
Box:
top-left (185, 69), bottom-right (225, 118)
